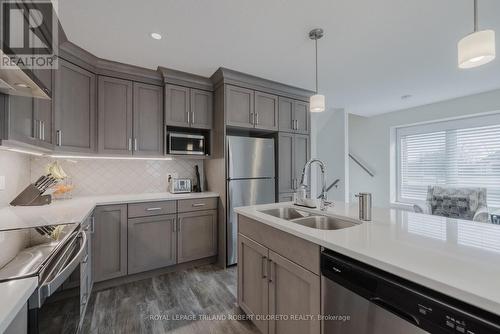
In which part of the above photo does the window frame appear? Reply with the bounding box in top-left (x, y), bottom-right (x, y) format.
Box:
top-left (394, 112), bottom-right (500, 206)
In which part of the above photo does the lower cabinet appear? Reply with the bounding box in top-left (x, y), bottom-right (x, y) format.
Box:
top-left (128, 214), bottom-right (177, 274)
top-left (177, 210), bottom-right (217, 263)
top-left (238, 233), bottom-right (320, 334)
top-left (93, 204), bottom-right (128, 282)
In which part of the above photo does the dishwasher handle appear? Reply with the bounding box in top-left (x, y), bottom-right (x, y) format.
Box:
top-left (370, 297), bottom-right (420, 327)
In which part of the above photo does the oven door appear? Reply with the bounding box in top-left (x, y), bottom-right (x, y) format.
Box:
top-left (169, 133), bottom-right (205, 155)
top-left (29, 231), bottom-right (87, 334)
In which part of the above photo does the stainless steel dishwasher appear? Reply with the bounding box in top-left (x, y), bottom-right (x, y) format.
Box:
top-left (321, 249), bottom-right (500, 334)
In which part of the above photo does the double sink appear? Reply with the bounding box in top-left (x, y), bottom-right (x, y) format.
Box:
top-left (259, 207), bottom-right (358, 230)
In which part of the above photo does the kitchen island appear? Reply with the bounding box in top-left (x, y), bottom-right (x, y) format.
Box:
top-left (235, 202), bottom-right (500, 333)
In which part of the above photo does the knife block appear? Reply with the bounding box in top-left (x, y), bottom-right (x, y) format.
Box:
top-left (10, 184), bottom-right (52, 206)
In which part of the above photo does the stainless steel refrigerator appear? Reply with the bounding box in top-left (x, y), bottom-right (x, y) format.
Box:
top-left (227, 136), bottom-right (276, 265)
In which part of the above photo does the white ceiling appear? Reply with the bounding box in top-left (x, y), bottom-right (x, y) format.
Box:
top-left (56, 0), bottom-right (500, 116)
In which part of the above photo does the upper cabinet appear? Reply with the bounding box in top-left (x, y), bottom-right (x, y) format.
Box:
top-left (278, 97), bottom-right (309, 134)
top-left (165, 84), bottom-right (213, 130)
top-left (225, 85), bottom-right (278, 131)
top-left (54, 59), bottom-right (97, 153)
top-left (98, 76), bottom-right (163, 156)
top-left (98, 76), bottom-right (133, 155)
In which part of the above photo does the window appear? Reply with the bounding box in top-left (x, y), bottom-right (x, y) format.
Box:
top-left (396, 113), bottom-right (500, 208)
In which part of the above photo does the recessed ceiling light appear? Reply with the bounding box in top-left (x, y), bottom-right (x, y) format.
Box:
top-left (14, 83), bottom-right (30, 88)
top-left (150, 32), bottom-right (162, 40)
top-left (401, 94), bottom-right (412, 100)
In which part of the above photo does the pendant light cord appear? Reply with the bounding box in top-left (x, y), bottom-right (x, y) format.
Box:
top-left (474, 0), bottom-right (478, 32)
top-left (315, 38), bottom-right (318, 94)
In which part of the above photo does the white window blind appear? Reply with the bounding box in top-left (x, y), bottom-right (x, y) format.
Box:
top-left (397, 113), bottom-right (500, 208)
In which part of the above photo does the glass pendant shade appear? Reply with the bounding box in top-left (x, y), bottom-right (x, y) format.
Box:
top-left (458, 29), bottom-right (496, 69)
top-left (310, 94), bottom-right (325, 113)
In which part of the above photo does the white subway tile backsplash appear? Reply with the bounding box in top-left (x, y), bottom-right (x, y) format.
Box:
top-left (30, 157), bottom-right (204, 196)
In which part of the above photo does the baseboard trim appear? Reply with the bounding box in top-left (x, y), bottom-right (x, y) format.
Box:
top-left (93, 256), bottom-right (217, 291)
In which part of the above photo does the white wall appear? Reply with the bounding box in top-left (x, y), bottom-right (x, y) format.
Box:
top-left (311, 109), bottom-right (349, 201)
top-left (0, 150), bottom-right (31, 268)
top-left (349, 89), bottom-right (500, 208)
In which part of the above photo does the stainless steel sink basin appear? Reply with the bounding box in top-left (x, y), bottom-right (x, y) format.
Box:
top-left (291, 216), bottom-right (357, 230)
top-left (260, 207), bottom-right (312, 220)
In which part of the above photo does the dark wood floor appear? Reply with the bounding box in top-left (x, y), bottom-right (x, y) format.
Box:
top-left (80, 265), bottom-right (259, 334)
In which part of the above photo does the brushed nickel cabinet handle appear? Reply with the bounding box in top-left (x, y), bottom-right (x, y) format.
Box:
top-left (268, 259), bottom-right (274, 283)
top-left (134, 138), bottom-right (138, 151)
top-left (173, 219), bottom-right (177, 233)
top-left (191, 111), bottom-right (195, 124)
top-left (187, 111), bottom-right (190, 124)
top-left (128, 138), bottom-right (132, 151)
top-left (41, 121), bottom-right (45, 141)
top-left (192, 203), bottom-right (205, 207)
top-left (262, 256), bottom-right (267, 278)
top-left (250, 112), bottom-right (254, 124)
top-left (38, 120), bottom-right (43, 140)
top-left (56, 130), bottom-right (62, 146)
top-left (146, 207), bottom-right (162, 211)
top-left (255, 113), bottom-right (259, 125)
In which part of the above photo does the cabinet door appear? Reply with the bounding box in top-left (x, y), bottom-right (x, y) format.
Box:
top-left (294, 101), bottom-right (310, 134)
top-left (293, 135), bottom-right (310, 187)
top-left (128, 214), bottom-right (176, 274)
top-left (254, 91), bottom-right (278, 131)
top-left (54, 59), bottom-right (96, 153)
top-left (190, 89), bottom-right (213, 129)
top-left (177, 210), bottom-right (217, 263)
top-left (278, 97), bottom-right (294, 133)
top-left (278, 133), bottom-right (295, 193)
top-left (133, 82), bottom-right (163, 156)
top-left (93, 205), bottom-right (127, 282)
top-left (98, 76), bottom-right (133, 155)
top-left (238, 234), bottom-right (269, 334)
top-left (278, 193), bottom-right (294, 203)
top-left (268, 250), bottom-right (320, 334)
top-left (33, 68), bottom-right (53, 146)
top-left (225, 85), bottom-right (254, 128)
top-left (165, 84), bottom-right (190, 127)
top-left (5, 95), bottom-right (35, 143)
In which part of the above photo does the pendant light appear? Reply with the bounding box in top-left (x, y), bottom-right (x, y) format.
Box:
top-left (309, 28), bottom-right (325, 112)
top-left (458, 0), bottom-right (496, 69)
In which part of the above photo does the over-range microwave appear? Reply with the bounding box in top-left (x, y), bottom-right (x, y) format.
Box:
top-left (167, 132), bottom-right (206, 155)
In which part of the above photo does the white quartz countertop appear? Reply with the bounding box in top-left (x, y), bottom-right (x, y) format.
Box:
top-left (0, 277), bottom-right (37, 333)
top-left (0, 192), bottom-right (219, 231)
top-left (235, 201), bottom-right (500, 316)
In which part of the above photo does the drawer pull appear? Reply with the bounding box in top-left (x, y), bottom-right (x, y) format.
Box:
top-left (146, 207), bottom-right (162, 211)
top-left (192, 203), bottom-right (206, 207)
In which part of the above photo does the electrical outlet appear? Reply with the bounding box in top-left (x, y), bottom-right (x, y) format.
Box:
top-left (0, 176), bottom-right (5, 191)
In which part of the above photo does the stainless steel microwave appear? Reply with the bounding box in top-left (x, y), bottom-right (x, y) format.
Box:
top-left (168, 133), bottom-right (206, 155)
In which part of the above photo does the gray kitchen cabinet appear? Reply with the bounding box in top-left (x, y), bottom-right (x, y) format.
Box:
top-left (177, 210), bottom-right (217, 263)
top-left (278, 133), bottom-right (295, 194)
top-left (238, 234), bottom-right (269, 334)
top-left (98, 76), bottom-right (133, 155)
top-left (278, 133), bottom-right (310, 194)
top-left (190, 88), bottom-right (213, 129)
top-left (254, 91), bottom-right (278, 131)
top-left (133, 82), bottom-right (163, 155)
top-left (294, 101), bottom-right (310, 134)
top-left (165, 84), bottom-right (212, 130)
top-left (3, 95), bottom-right (35, 144)
top-left (226, 85), bottom-right (254, 128)
top-left (293, 134), bottom-right (310, 187)
top-left (93, 205), bottom-right (127, 282)
top-left (165, 84), bottom-right (190, 127)
top-left (278, 97), bottom-right (294, 133)
top-left (32, 68), bottom-right (54, 147)
top-left (268, 250), bottom-right (320, 334)
top-left (278, 193), bottom-right (294, 203)
top-left (128, 214), bottom-right (177, 274)
top-left (54, 58), bottom-right (96, 153)
top-left (278, 98), bottom-right (310, 134)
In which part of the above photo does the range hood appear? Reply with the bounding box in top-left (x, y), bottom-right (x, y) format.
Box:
top-left (0, 50), bottom-right (51, 99)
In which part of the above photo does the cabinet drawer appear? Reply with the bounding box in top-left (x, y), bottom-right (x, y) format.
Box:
top-left (178, 197), bottom-right (217, 213)
top-left (128, 201), bottom-right (176, 218)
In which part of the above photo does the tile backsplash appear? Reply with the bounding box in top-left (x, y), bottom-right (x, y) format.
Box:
top-left (30, 157), bottom-right (204, 196)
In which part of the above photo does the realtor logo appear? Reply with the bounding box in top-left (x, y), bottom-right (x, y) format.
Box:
top-left (1, 0), bottom-right (58, 69)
